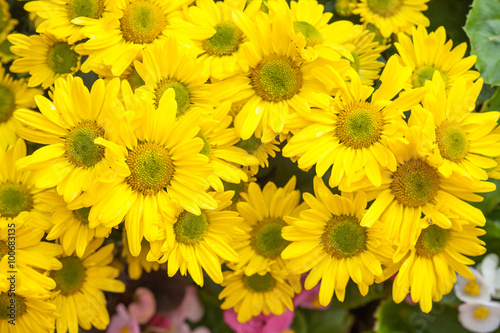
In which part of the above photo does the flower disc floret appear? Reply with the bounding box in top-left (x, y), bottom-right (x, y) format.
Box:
top-left (174, 212), bottom-right (209, 245)
top-left (155, 79), bottom-right (191, 114)
top-left (0, 183), bottom-right (33, 218)
top-left (415, 225), bottom-right (449, 258)
top-left (203, 22), bottom-right (243, 56)
top-left (412, 66), bottom-right (443, 87)
top-left (391, 159), bottom-right (440, 207)
top-left (0, 85), bottom-right (14, 124)
top-left (243, 272), bottom-right (276, 292)
top-left (250, 54), bottom-right (303, 102)
top-left (322, 215), bottom-right (367, 258)
top-left (366, 0), bottom-right (402, 16)
top-left (0, 293), bottom-right (27, 319)
top-left (336, 102), bottom-right (383, 149)
top-left (48, 42), bottom-right (80, 75)
top-left (51, 256), bottom-right (86, 295)
top-left (120, 0), bottom-right (166, 44)
top-left (125, 142), bottom-right (175, 195)
top-left (72, 206), bottom-right (91, 225)
top-left (293, 21), bottom-right (323, 47)
top-left (65, 120), bottom-right (105, 168)
top-left (251, 217), bottom-right (290, 259)
top-left (67, 0), bottom-right (104, 20)
top-left (436, 122), bottom-right (469, 163)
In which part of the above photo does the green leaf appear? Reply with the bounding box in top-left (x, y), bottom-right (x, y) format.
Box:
top-left (426, 0), bottom-right (473, 48)
top-left (301, 306), bottom-right (353, 333)
top-left (464, 0), bottom-right (500, 86)
top-left (481, 85), bottom-right (500, 110)
top-left (290, 309), bottom-right (308, 333)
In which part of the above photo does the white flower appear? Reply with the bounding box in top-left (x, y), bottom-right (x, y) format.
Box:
top-left (455, 267), bottom-right (494, 303)
top-left (458, 301), bottom-right (500, 333)
top-left (477, 253), bottom-right (500, 299)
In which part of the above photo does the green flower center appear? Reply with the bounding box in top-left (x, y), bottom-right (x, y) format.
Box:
top-left (322, 215), bottom-right (367, 258)
top-left (125, 142), bottom-right (175, 195)
top-left (51, 256), bottom-right (86, 295)
top-left (0, 293), bottom-right (27, 320)
top-left (65, 120), bottom-right (105, 168)
top-left (436, 122), bottom-right (469, 163)
top-left (391, 159), bottom-right (440, 207)
top-left (412, 66), bottom-right (444, 88)
top-left (67, 0), bottom-right (104, 20)
top-left (127, 68), bottom-right (145, 91)
top-left (0, 183), bottom-right (33, 219)
top-left (243, 272), bottom-right (276, 292)
top-left (47, 42), bottom-right (79, 75)
top-left (251, 217), bottom-right (290, 259)
top-left (174, 212), bottom-right (209, 245)
top-left (155, 79), bottom-right (191, 115)
top-left (415, 225), bottom-right (449, 258)
top-left (73, 206), bottom-right (91, 225)
top-left (293, 21), bottom-right (323, 47)
top-left (336, 102), bottom-right (383, 149)
top-left (120, 0), bottom-right (166, 44)
top-left (197, 134), bottom-right (211, 157)
top-left (203, 22), bottom-right (243, 56)
top-left (235, 135), bottom-right (261, 154)
top-left (0, 85), bottom-right (15, 124)
top-left (366, 0), bottom-right (402, 16)
top-left (250, 54), bottom-right (303, 102)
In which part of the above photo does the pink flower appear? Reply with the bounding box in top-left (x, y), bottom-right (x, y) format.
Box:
top-left (107, 303), bottom-right (140, 333)
top-left (223, 309), bottom-right (294, 333)
top-left (294, 282), bottom-right (330, 310)
top-left (130, 287), bottom-right (157, 324)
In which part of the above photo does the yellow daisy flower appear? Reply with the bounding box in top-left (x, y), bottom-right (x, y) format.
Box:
top-left (150, 191), bottom-right (242, 286)
top-left (392, 224), bottom-right (486, 313)
top-left (335, 0), bottom-right (358, 16)
top-left (0, 67), bottom-right (41, 151)
top-left (282, 176), bottom-right (394, 305)
top-left (8, 33), bottom-right (81, 89)
top-left (345, 126), bottom-right (494, 260)
top-left (283, 58), bottom-right (426, 188)
top-left (0, 290), bottom-right (57, 333)
top-left (235, 134), bottom-right (280, 175)
top-left (92, 62), bottom-right (145, 91)
top-left (14, 76), bottom-right (122, 203)
top-left (211, 8), bottom-right (350, 142)
top-left (219, 268), bottom-right (299, 322)
top-left (49, 238), bottom-right (125, 332)
top-left (353, 0), bottom-right (430, 38)
top-left (122, 232), bottom-right (161, 280)
top-left (410, 77), bottom-right (500, 181)
top-left (394, 26), bottom-right (480, 90)
top-left (83, 89), bottom-right (217, 256)
top-left (232, 177), bottom-right (307, 275)
top-left (76, 0), bottom-right (214, 76)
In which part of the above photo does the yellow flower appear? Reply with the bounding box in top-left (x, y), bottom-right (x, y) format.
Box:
top-left (49, 239), bottom-right (125, 332)
top-left (8, 33), bottom-right (81, 89)
top-left (353, 0), bottom-right (430, 38)
top-left (283, 58), bottom-right (426, 188)
top-left (392, 224), bottom-right (486, 313)
top-left (234, 134), bottom-right (280, 176)
top-left (282, 176), bottom-right (394, 305)
top-left (394, 26), bottom-right (480, 90)
top-left (122, 232), bottom-right (161, 280)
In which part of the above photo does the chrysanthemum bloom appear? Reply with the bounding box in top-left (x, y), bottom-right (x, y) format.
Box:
top-left (83, 89), bottom-right (217, 256)
top-left (122, 233), bottom-right (161, 280)
top-left (219, 268), bottom-right (300, 323)
top-left (0, 0), bottom-right (17, 43)
top-left (0, 290), bottom-right (57, 332)
top-left (410, 77), bottom-right (500, 180)
top-left (392, 224), bottom-right (486, 313)
top-left (459, 301), bottom-right (500, 333)
top-left (394, 26), bottom-right (480, 90)
top-left (0, 67), bottom-right (41, 151)
top-left (76, 0), bottom-right (215, 76)
top-left (14, 76), bottom-right (122, 203)
top-left (49, 239), bottom-right (125, 333)
top-left (345, 127), bottom-right (494, 259)
top-left (23, 0), bottom-right (110, 44)
top-left (211, 8), bottom-right (350, 142)
top-left (91, 61), bottom-right (145, 91)
top-left (234, 134), bottom-right (280, 175)
top-left (353, 0), bottom-right (429, 38)
top-left (8, 33), bottom-right (81, 89)
top-left (454, 267), bottom-right (494, 304)
top-left (231, 177), bottom-right (307, 275)
top-left (149, 191), bottom-right (242, 286)
top-left (283, 58), bottom-right (426, 188)
top-left (282, 177), bottom-right (394, 305)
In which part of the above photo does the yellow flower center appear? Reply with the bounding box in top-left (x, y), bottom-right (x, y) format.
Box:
top-left (293, 21), bottom-right (323, 47)
top-left (391, 159), bottom-right (440, 207)
top-left (67, 0), bottom-right (104, 20)
top-left (48, 42), bottom-right (80, 75)
top-left (366, 0), bottom-right (402, 16)
top-left (243, 272), bottom-right (276, 292)
top-left (51, 256), bottom-right (86, 295)
top-left (120, 0), bottom-right (166, 44)
top-left (0, 183), bottom-right (33, 219)
top-left (0, 293), bottom-right (27, 320)
top-left (125, 142), bottom-right (175, 195)
top-left (436, 122), bottom-right (469, 163)
top-left (474, 306), bottom-right (490, 319)
top-left (322, 215), bottom-right (367, 258)
top-left (65, 120), bottom-right (105, 168)
top-left (0, 85), bottom-right (15, 124)
top-left (464, 280), bottom-right (481, 296)
top-left (127, 69), bottom-right (145, 91)
top-left (174, 212), bottom-right (209, 245)
top-left (73, 206), bottom-right (91, 225)
top-left (412, 66), bottom-right (444, 88)
top-left (415, 225), bottom-right (449, 258)
top-left (235, 135), bottom-right (261, 154)
top-left (155, 78), bottom-right (191, 115)
top-left (251, 217), bottom-right (290, 259)
top-left (336, 101), bottom-right (383, 149)
top-left (250, 54), bottom-right (303, 102)
top-left (203, 22), bottom-right (243, 56)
